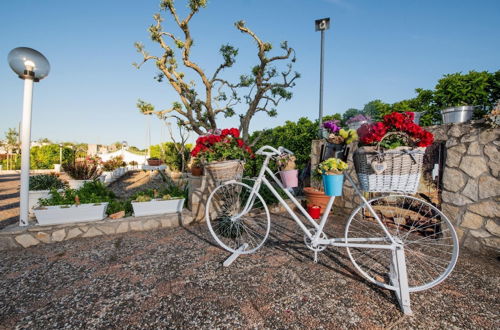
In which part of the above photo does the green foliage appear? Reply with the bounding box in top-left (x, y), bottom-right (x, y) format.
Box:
top-left (106, 199), bottom-right (133, 216)
top-left (30, 144), bottom-right (74, 169)
top-left (150, 142), bottom-right (191, 171)
top-left (39, 181), bottom-right (115, 206)
top-left (29, 174), bottom-right (66, 191)
top-left (246, 117), bottom-right (317, 177)
top-left (362, 100), bottom-right (392, 121)
top-left (101, 156), bottom-right (125, 171)
top-left (342, 108), bottom-right (363, 123)
top-left (132, 182), bottom-right (187, 202)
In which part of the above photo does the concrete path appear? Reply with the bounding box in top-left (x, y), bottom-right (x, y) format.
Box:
top-left (0, 213), bottom-right (498, 329)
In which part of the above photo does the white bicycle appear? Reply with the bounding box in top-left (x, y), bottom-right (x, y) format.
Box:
top-left (205, 145), bottom-right (459, 315)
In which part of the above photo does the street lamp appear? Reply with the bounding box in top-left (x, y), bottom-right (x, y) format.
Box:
top-left (8, 47), bottom-right (50, 226)
top-left (315, 17), bottom-right (330, 138)
top-left (59, 143), bottom-right (63, 165)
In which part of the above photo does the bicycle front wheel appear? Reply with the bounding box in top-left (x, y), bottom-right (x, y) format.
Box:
top-left (206, 181), bottom-right (271, 254)
top-left (345, 195), bottom-right (459, 292)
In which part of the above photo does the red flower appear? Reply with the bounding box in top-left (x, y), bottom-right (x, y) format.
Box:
top-left (229, 128), bottom-right (240, 138)
top-left (221, 129), bottom-right (230, 137)
top-left (236, 139), bottom-right (244, 147)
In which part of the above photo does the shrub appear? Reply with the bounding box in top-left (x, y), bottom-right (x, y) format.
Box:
top-left (29, 174), bottom-right (66, 191)
top-left (39, 181), bottom-right (115, 206)
top-left (63, 161), bottom-right (101, 180)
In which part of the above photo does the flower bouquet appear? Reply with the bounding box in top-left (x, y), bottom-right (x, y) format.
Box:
top-left (321, 120), bottom-right (358, 162)
top-left (354, 112), bottom-right (434, 193)
top-left (191, 128), bottom-right (252, 182)
top-left (276, 153), bottom-right (298, 188)
top-left (316, 158), bottom-right (348, 196)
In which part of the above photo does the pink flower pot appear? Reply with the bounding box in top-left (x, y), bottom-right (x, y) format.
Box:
top-left (279, 169), bottom-right (298, 188)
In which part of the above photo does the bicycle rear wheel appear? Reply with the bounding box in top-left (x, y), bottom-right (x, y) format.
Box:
top-left (206, 181), bottom-right (270, 254)
top-left (345, 195), bottom-right (459, 292)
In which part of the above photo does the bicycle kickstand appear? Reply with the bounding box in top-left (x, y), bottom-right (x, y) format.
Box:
top-left (389, 246), bottom-right (413, 315)
top-left (223, 243), bottom-right (248, 267)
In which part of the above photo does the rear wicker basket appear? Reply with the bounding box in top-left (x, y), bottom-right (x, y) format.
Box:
top-left (204, 160), bottom-right (245, 183)
top-left (353, 146), bottom-right (425, 193)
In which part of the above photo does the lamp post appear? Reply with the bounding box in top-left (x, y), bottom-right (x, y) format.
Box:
top-left (315, 17), bottom-right (330, 138)
top-left (59, 143), bottom-right (63, 165)
top-left (8, 47), bottom-right (50, 226)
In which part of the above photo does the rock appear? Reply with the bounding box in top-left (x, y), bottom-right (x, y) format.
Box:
top-left (484, 220), bottom-right (500, 236)
top-left (442, 191), bottom-right (472, 206)
top-left (35, 232), bottom-right (51, 243)
top-left (82, 227), bottom-right (103, 238)
top-left (459, 156), bottom-right (488, 178)
top-left (441, 203), bottom-right (461, 224)
top-left (130, 221), bottom-right (144, 231)
top-left (109, 211), bottom-right (125, 219)
top-left (460, 212), bottom-right (483, 229)
top-left (442, 168), bottom-right (466, 192)
top-left (478, 176), bottom-right (499, 199)
top-left (467, 201), bottom-right (500, 218)
top-left (448, 125), bottom-right (463, 138)
top-left (15, 234), bottom-right (39, 248)
top-left (455, 227), bottom-right (465, 242)
top-left (446, 145), bottom-right (466, 167)
top-left (484, 144), bottom-right (500, 176)
top-left (463, 235), bottom-right (481, 251)
top-left (430, 127), bottom-right (448, 141)
top-left (469, 229), bottom-right (491, 238)
top-left (483, 237), bottom-right (500, 249)
top-left (116, 222), bottom-right (129, 233)
top-left (461, 178), bottom-right (478, 201)
top-left (52, 229), bottom-right (66, 242)
top-left (160, 218), bottom-right (174, 228)
top-left (143, 220), bottom-right (160, 230)
top-left (445, 138), bottom-right (458, 148)
top-left (461, 132), bottom-right (478, 143)
top-left (479, 129), bottom-right (498, 144)
top-left (0, 236), bottom-right (18, 250)
top-left (96, 224), bottom-right (116, 235)
top-left (66, 228), bottom-right (83, 240)
top-left (467, 142), bottom-right (481, 155)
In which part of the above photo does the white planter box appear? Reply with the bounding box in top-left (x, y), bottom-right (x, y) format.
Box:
top-left (132, 198), bottom-right (185, 217)
top-left (29, 190), bottom-right (51, 217)
top-left (34, 202), bottom-right (108, 225)
top-left (53, 164), bottom-right (61, 172)
top-left (68, 179), bottom-right (92, 189)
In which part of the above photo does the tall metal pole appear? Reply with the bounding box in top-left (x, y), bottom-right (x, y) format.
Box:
top-left (19, 78), bottom-right (34, 226)
top-left (319, 29), bottom-right (325, 138)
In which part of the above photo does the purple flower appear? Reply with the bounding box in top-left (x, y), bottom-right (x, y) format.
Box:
top-left (322, 120), bottom-right (341, 133)
top-left (346, 114), bottom-right (372, 125)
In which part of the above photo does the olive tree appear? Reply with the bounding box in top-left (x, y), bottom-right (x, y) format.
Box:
top-left (134, 0), bottom-right (299, 141)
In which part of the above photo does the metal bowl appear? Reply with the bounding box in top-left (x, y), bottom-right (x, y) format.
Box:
top-left (441, 106), bottom-right (474, 124)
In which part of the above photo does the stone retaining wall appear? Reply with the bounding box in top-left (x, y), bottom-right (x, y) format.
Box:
top-left (0, 211), bottom-right (193, 250)
top-left (310, 121), bottom-right (499, 255)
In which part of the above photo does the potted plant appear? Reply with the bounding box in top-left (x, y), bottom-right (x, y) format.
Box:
top-left (321, 120), bottom-right (358, 162)
top-left (131, 185), bottom-right (186, 217)
top-left (345, 114), bottom-right (372, 131)
top-left (34, 181), bottom-right (113, 225)
top-left (63, 161), bottom-right (101, 189)
top-left (191, 128), bottom-right (253, 182)
top-left (128, 160), bottom-right (139, 170)
top-left (29, 174), bottom-right (66, 217)
top-left (147, 157), bottom-right (162, 166)
top-left (276, 153), bottom-right (298, 188)
top-left (316, 158), bottom-right (348, 196)
top-left (354, 112), bottom-right (434, 193)
top-left (190, 157), bottom-right (203, 176)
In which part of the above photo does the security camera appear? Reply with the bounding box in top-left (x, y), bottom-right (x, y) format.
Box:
top-left (315, 18), bottom-right (330, 31)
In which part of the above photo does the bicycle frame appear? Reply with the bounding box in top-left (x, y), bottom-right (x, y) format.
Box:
top-left (249, 152), bottom-right (399, 251)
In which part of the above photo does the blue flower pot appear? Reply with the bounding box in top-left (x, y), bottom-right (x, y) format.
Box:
top-left (322, 174), bottom-right (344, 196)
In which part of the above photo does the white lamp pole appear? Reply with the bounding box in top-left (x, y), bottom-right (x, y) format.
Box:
top-left (315, 17), bottom-right (330, 138)
top-left (8, 47), bottom-right (50, 226)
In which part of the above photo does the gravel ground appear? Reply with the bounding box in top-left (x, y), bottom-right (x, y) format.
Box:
top-left (0, 212), bottom-right (498, 329)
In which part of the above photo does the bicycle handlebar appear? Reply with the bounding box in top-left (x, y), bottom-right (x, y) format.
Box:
top-left (255, 145), bottom-right (294, 156)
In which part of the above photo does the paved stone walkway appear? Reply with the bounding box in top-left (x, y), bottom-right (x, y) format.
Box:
top-left (0, 174), bottom-right (20, 228)
top-left (0, 212), bottom-right (498, 329)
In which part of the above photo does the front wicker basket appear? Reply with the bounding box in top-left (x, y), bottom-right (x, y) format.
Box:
top-left (353, 146), bottom-right (425, 194)
top-left (204, 160), bottom-right (245, 183)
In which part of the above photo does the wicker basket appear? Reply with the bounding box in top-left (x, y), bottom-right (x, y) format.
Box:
top-left (204, 160), bottom-right (245, 182)
top-left (353, 133), bottom-right (426, 193)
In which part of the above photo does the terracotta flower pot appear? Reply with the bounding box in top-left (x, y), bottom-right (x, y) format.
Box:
top-left (191, 166), bottom-right (203, 176)
top-left (147, 159), bottom-right (161, 166)
top-left (303, 187), bottom-right (330, 214)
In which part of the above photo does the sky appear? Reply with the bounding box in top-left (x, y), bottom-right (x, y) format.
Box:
top-left (0, 0), bottom-right (499, 148)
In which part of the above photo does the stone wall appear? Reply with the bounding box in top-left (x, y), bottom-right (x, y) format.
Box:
top-left (0, 211), bottom-right (193, 250)
top-left (310, 121), bottom-right (499, 256)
